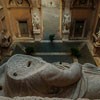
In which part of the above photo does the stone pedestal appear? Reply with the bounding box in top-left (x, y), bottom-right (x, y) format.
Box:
top-left (62, 29), bottom-right (70, 41)
top-left (33, 29), bottom-right (41, 41)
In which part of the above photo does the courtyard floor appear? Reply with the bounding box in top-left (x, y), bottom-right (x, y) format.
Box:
top-left (10, 41), bottom-right (96, 65)
top-left (0, 41), bottom-right (97, 66)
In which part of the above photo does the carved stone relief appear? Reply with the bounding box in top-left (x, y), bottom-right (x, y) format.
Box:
top-left (62, 0), bottom-right (71, 36)
top-left (31, 9), bottom-right (41, 34)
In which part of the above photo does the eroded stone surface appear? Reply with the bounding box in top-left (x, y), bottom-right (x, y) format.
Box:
top-left (7, 55), bottom-right (45, 80)
top-left (4, 54), bottom-right (82, 98)
top-left (0, 96), bottom-right (91, 100)
top-left (0, 54), bottom-right (100, 99)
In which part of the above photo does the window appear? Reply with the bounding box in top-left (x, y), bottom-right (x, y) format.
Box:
top-left (79, 0), bottom-right (88, 5)
top-left (19, 21), bottom-right (29, 37)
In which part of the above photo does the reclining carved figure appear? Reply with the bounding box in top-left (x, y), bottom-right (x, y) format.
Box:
top-left (0, 54), bottom-right (100, 99)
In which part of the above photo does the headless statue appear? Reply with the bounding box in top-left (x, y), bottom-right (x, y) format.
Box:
top-left (0, 54), bottom-right (100, 99)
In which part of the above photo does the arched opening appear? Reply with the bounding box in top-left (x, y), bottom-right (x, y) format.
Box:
top-left (32, 0), bottom-right (71, 41)
top-left (41, 0), bottom-right (62, 40)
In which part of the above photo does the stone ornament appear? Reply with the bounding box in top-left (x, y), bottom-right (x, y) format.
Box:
top-left (32, 13), bottom-right (40, 28)
top-left (0, 30), bottom-right (11, 48)
top-left (0, 5), bottom-right (3, 9)
top-left (62, 11), bottom-right (71, 34)
top-left (17, 0), bottom-right (23, 4)
top-left (63, 13), bottom-right (71, 24)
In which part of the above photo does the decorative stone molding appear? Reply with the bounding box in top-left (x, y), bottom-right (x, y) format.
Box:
top-left (0, 96), bottom-right (90, 100)
top-left (0, 5), bottom-right (3, 10)
top-left (7, 0), bottom-right (32, 8)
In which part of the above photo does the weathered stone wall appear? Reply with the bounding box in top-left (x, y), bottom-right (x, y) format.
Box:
top-left (70, 9), bottom-right (95, 38)
top-left (0, 0), bottom-right (32, 39)
top-left (42, 0), bottom-right (59, 7)
top-left (8, 8), bottom-right (32, 38)
top-left (0, 0), bottom-right (99, 41)
top-left (0, 1), bottom-right (4, 32)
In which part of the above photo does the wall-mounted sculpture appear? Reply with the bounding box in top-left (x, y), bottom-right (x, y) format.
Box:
top-left (63, 12), bottom-right (71, 24)
top-left (62, 10), bottom-right (71, 39)
top-left (32, 13), bottom-right (40, 30)
top-left (62, 0), bottom-right (71, 40)
top-left (32, 11), bottom-right (41, 34)
top-left (31, 0), bottom-right (41, 40)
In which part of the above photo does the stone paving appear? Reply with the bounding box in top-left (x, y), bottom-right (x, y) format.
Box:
top-left (0, 41), bottom-right (96, 65)
top-left (18, 42), bottom-right (83, 53)
top-left (10, 42), bottom-right (96, 65)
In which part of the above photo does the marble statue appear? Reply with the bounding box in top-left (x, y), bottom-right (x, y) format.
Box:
top-left (63, 12), bottom-right (71, 24)
top-left (62, 11), bottom-right (71, 35)
top-left (32, 13), bottom-right (40, 30)
top-left (62, 0), bottom-right (71, 24)
top-left (0, 54), bottom-right (100, 99)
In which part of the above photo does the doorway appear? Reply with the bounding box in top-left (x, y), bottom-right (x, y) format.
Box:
top-left (19, 21), bottom-right (29, 37)
top-left (72, 20), bottom-right (86, 39)
top-left (41, 0), bottom-right (61, 40)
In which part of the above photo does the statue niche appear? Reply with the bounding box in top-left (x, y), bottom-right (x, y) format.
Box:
top-left (32, 13), bottom-right (41, 34)
top-left (62, 11), bottom-right (71, 39)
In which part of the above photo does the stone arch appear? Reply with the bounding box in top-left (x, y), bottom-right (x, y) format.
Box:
top-left (8, 0), bottom-right (32, 7)
top-left (8, 0), bottom-right (15, 5)
top-left (25, 0), bottom-right (32, 6)
top-left (41, 0), bottom-right (63, 39)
